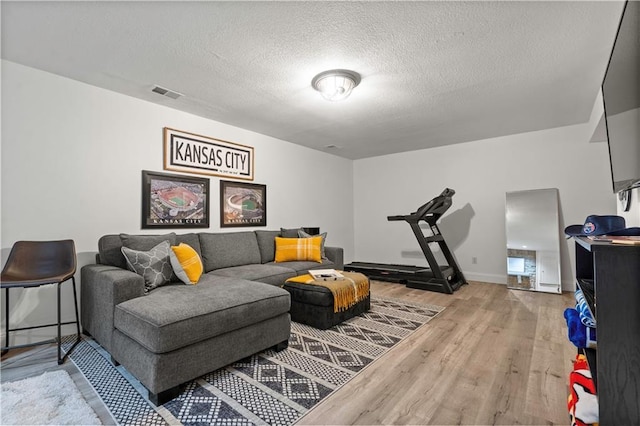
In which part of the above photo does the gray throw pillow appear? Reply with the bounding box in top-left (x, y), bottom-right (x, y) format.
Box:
top-left (298, 230), bottom-right (328, 258)
top-left (121, 240), bottom-right (174, 293)
top-left (280, 227), bottom-right (302, 238)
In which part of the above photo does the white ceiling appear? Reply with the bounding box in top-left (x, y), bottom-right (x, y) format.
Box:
top-left (1, 1), bottom-right (626, 159)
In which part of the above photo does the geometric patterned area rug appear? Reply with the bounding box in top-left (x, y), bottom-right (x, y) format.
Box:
top-left (67, 296), bottom-right (444, 425)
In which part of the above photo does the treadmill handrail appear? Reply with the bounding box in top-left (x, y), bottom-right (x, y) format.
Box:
top-left (387, 188), bottom-right (455, 223)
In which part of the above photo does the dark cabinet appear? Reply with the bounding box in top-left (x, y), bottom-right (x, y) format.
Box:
top-left (573, 237), bottom-right (640, 424)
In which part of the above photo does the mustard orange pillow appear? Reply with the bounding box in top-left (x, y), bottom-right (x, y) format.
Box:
top-left (169, 243), bottom-right (203, 285)
top-left (274, 236), bottom-right (322, 263)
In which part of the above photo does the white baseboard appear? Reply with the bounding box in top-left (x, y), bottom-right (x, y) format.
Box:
top-left (463, 272), bottom-right (506, 284)
top-left (463, 272), bottom-right (575, 293)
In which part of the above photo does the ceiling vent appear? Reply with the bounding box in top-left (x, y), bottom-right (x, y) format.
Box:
top-left (151, 85), bottom-right (182, 100)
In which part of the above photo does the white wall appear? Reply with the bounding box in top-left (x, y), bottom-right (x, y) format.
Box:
top-left (1, 60), bottom-right (354, 345)
top-left (352, 122), bottom-right (616, 290)
top-left (618, 187), bottom-right (640, 225)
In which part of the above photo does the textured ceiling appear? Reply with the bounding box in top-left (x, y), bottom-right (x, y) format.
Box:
top-left (1, 1), bottom-right (626, 159)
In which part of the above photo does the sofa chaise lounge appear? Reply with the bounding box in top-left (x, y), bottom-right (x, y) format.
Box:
top-left (81, 230), bottom-right (343, 404)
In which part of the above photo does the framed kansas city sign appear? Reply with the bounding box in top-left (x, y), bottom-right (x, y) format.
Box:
top-left (163, 127), bottom-right (254, 181)
top-left (142, 170), bottom-right (210, 229)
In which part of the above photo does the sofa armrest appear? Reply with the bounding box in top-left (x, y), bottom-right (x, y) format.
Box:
top-left (324, 246), bottom-right (344, 270)
top-left (81, 264), bottom-right (145, 353)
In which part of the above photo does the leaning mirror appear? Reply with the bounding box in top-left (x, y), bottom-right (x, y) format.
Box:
top-left (505, 188), bottom-right (561, 294)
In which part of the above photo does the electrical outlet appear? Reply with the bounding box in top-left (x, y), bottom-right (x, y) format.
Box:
top-left (472, 257), bottom-right (477, 264)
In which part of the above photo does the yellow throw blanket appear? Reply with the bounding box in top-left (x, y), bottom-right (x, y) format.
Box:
top-left (286, 271), bottom-right (370, 313)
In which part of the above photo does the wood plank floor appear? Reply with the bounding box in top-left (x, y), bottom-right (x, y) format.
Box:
top-left (300, 281), bottom-right (576, 425)
top-left (1, 280), bottom-right (576, 425)
top-left (1, 344), bottom-right (116, 424)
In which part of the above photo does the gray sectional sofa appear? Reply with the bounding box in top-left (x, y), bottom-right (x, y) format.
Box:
top-left (81, 230), bottom-right (343, 404)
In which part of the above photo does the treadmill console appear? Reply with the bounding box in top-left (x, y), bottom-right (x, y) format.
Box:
top-left (388, 188), bottom-right (455, 224)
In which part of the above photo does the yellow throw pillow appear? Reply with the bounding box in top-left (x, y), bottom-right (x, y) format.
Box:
top-left (274, 236), bottom-right (323, 263)
top-left (169, 243), bottom-right (203, 285)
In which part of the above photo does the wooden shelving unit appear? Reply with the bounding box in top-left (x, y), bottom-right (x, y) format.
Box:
top-left (572, 237), bottom-right (640, 424)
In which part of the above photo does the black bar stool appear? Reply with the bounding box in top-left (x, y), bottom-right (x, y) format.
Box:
top-left (1, 239), bottom-right (81, 364)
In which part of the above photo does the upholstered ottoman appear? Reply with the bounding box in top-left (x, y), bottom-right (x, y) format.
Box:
top-left (283, 271), bottom-right (370, 329)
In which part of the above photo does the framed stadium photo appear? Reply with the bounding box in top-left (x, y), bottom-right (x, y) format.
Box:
top-left (142, 170), bottom-right (210, 229)
top-left (220, 180), bottom-right (266, 227)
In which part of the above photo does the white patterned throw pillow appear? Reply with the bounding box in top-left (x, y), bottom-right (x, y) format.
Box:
top-left (121, 240), bottom-right (174, 292)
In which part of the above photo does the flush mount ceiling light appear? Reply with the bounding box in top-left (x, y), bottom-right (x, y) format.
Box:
top-left (311, 69), bottom-right (361, 101)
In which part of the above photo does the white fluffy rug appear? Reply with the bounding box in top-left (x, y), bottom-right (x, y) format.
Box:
top-left (1, 369), bottom-right (101, 425)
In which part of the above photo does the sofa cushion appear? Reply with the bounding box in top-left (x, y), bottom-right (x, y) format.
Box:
top-left (254, 230), bottom-right (280, 263)
top-left (209, 264), bottom-right (296, 286)
top-left (114, 275), bottom-right (290, 353)
top-left (199, 232), bottom-right (261, 272)
top-left (121, 233), bottom-right (177, 250)
top-left (98, 233), bottom-right (179, 268)
top-left (98, 235), bottom-right (128, 268)
top-left (266, 259), bottom-right (336, 273)
top-left (121, 240), bottom-right (174, 292)
top-left (274, 236), bottom-right (323, 263)
top-left (169, 243), bottom-right (203, 285)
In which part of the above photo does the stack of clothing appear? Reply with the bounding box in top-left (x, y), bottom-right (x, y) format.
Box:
top-left (564, 288), bottom-right (599, 425)
top-left (567, 354), bottom-right (599, 426)
top-left (564, 289), bottom-right (597, 349)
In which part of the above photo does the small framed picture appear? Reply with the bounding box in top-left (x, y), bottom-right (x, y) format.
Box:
top-left (142, 170), bottom-right (210, 229)
top-left (220, 180), bottom-right (266, 227)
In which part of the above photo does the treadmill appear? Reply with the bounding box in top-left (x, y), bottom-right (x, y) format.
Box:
top-left (345, 188), bottom-right (467, 294)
